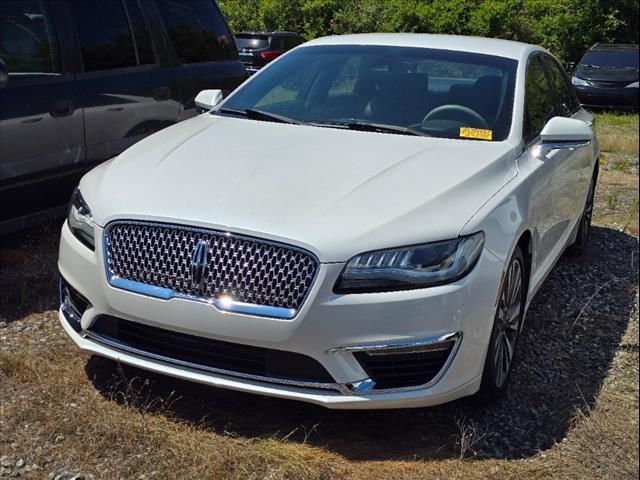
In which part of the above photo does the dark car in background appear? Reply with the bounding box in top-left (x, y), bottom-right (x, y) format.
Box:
top-left (571, 43), bottom-right (639, 110)
top-left (234, 31), bottom-right (304, 74)
top-left (0, 0), bottom-right (246, 235)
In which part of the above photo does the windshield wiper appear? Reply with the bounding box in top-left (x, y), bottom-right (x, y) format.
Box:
top-left (312, 120), bottom-right (430, 137)
top-left (216, 107), bottom-right (304, 125)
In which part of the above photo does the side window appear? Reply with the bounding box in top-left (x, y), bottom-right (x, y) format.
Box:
top-left (71, 0), bottom-right (138, 71)
top-left (542, 56), bottom-right (579, 116)
top-left (271, 36), bottom-right (286, 51)
top-left (285, 36), bottom-right (301, 50)
top-left (124, 0), bottom-right (155, 65)
top-left (156, 0), bottom-right (235, 64)
top-left (524, 56), bottom-right (554, 142)
top-left (0, 0), bottom-right (61, 76)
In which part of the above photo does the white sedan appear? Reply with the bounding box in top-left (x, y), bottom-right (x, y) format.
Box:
top-left (59, 34), bottom-right (598, 409)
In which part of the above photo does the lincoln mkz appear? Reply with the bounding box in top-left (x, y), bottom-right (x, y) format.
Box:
top-left (59, 34), bottom-right (598, 409)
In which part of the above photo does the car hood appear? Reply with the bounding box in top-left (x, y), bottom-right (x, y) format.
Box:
top-left (576, 65), bottom-right (639, 83)
top-left (83, 115), bottom-right (518, 262)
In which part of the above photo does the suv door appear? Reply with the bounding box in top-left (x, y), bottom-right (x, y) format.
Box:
top-left (0, 0), bottom-right (84, 232)
top-left (154, 0), bottom-right (246, 120)
top-left (68, 0), bottom-right (180, 165)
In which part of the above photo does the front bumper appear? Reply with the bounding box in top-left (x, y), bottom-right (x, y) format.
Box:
top-left (574, 85), bottom-right (639, 109)
top-left (58, 221), bottom-right (504, 409)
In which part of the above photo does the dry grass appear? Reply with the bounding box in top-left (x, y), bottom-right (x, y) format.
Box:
top-left (599, 133), bottom-right (639, 156)
top-left (593, 168), bottom-right (639, 235)
top-left (1, 319), bottom-right (636, 480)
top-left (595, 113), bottom-right (639, 156)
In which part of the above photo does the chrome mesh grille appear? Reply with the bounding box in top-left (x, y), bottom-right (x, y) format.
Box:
top-left (105, 222), bottom-right (318, 311)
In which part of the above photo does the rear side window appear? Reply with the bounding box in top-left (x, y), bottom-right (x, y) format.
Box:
top-left (271, 36), bottom-right (286, 51)
top-left (124, 0), bottom-right (155, 65)
top-left (71, 0), bottom-right (154, 72)
top-left (283, 36), bottom-right (301, 50)
top-left (0, 0), bottom-right (61, 75)
top-left (524, 56), bottom-right (554, 142)
top-left (542, 56), bottom-right (579, 116)
top-left (156, 0), bottom-right (235, 63)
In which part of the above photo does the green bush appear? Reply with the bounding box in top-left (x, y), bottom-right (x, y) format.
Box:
top-left (218, 0), bottom-right (638, 61)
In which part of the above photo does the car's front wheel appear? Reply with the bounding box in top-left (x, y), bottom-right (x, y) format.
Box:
top-left (478, 246), bottom-right (525, 402)
top-left (568, 167), bottom-right (598, 256)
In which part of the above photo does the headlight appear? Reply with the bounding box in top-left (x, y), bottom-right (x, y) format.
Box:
top-left (571, 76), bottom-right (590, 87)
top-left (334, 232), bottom-right (484, 293)
top-left (626, 81), bottom-right (639, 88)
top-left (68, 187), bottom-right (95, 249)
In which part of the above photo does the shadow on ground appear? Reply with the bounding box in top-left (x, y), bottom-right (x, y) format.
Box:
top-left (0, 220), bottom-right (61, 322)
top-left (83, 226), bottom-right (639, 460)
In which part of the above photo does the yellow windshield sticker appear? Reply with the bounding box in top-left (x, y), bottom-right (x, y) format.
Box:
top-left (460, 127), bottom-right (493, 140)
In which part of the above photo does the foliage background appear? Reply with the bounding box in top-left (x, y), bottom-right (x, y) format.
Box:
top-left (218, 0), bottom-right (639, 62)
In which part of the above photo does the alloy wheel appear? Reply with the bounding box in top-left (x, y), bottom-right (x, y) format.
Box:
top-left (492, 257), bottom-right (523, 388)
top-left (579, 177), bottom-right (595, 245)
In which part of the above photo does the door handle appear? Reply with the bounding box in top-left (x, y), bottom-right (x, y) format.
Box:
top-left (50, 99), bottom-right (74, 118)
top-left (153, 86), bottom-right (171, 101)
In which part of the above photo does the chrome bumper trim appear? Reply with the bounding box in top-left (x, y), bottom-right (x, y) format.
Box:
top-left (325, 332), bottom-right (460, 354)
top-left (332, 332), bottom-right (463, 395)
top-left (82, 330), bottom-right (345, 393)
top-left (80, 329), bottom-right (462, 397)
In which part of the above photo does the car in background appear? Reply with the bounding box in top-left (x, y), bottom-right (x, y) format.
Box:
top-left (234, 31), bottom-right (304, 74)
top-left (0, 0), bottom-right (246, 235)
top-left (571, 44), bottom-right (639, 110)
top-left (59, 34), bottom-right (599, 409)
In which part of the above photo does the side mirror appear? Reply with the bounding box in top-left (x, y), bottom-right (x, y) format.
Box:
top-left (0, 58), bottom-right (8, 89)
top-left (535, 116), bottom-right (592, 159)
top-left (194, 89), bottom-right (224, 111)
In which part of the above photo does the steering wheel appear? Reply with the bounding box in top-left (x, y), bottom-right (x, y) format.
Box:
top-left (422, 104), bottom-right (489, 130)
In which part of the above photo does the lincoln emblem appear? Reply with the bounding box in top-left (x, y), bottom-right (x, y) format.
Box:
top-left (190, 240), bottom-right (211, 291)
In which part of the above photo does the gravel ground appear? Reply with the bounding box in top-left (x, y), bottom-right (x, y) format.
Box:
top-left (1, 221), bottom-right (637, 469)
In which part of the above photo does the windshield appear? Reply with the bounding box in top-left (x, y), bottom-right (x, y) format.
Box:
top-left (235, 35), bottom-right (269, 50)
top-left (218, 45), bottom-right (518, 141)
top-left (579, 50), bottom-right (639, 69)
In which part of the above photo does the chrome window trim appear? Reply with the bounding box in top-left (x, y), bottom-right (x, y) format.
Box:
top-left (102, 220), bottom-right (320, 320)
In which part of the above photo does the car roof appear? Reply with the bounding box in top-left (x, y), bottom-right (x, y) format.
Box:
top-left (303, 33), bottom-right (544, 60)
top-left (235, 31), bottom-right (300, 37)
top-left (589, 43), bottom-right (639, 51)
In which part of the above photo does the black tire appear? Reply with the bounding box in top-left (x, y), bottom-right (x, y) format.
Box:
top-left (477, 246), bottom-right (526, 403)
top-left (567, 168), bottom-right (598, 256)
